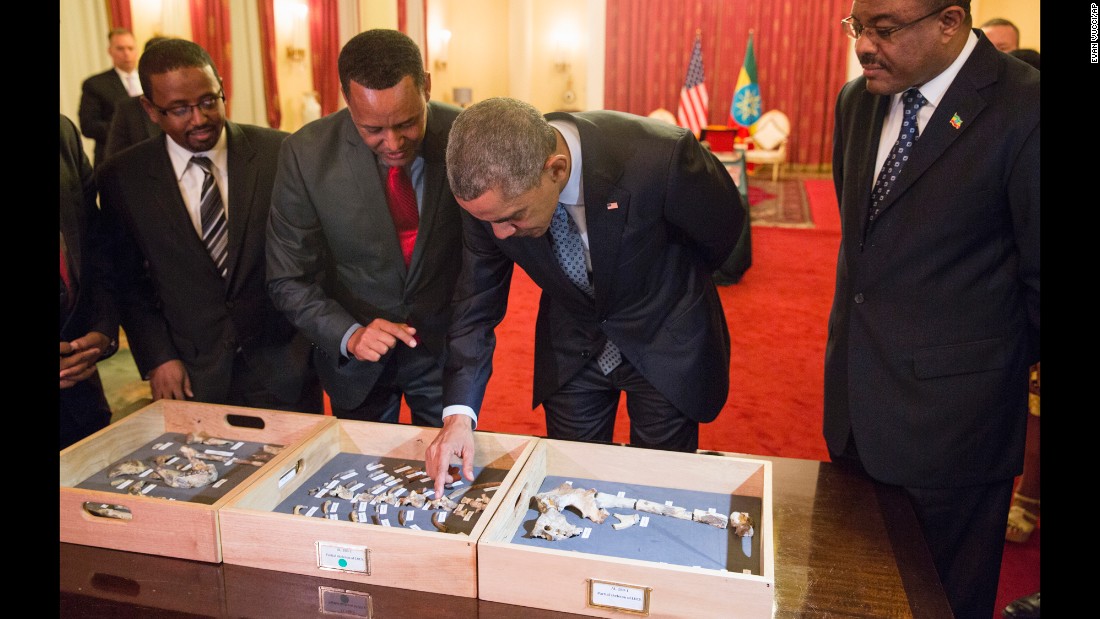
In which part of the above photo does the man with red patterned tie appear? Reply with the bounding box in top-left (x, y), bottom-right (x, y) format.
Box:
top-left (267, 30), bottom-right (464, 426)
top-left (60, 114), bottom-right (119, 449)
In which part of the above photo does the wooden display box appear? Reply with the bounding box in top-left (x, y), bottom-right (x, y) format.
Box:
top-left (59, 400), bottom-right (336, 563)
top-left (477, 439), bottom-right (775, 618)
top-left (218, 419), bottom-right (538, 598)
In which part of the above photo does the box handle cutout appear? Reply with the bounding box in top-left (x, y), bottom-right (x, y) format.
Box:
top-left (226, 413), bottom-right (265, 429)
top-left (82, 501), bottom-right (132, 521)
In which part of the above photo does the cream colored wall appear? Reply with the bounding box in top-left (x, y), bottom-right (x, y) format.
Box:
top-left (972, 0), bottom-right (1041, 51)
top-left (424, 0), bottom-right (592, 114)
top-left (427, 0), bottom-right (512, 107)
top-left (359, 0), bottom-right (398, 30)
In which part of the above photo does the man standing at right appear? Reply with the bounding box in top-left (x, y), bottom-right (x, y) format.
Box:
top-left (79, 28), bottom-right (141, 167)
top-left (826, 2), bottom-right (1039, 618)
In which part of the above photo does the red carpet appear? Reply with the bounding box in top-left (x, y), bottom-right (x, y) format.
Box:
top-left (391, 177), bottom-right (1036, 616)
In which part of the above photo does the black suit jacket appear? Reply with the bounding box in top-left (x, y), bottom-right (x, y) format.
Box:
top-left (98, 121), bottom-right (315, 406)
top-left (266, 102), bottom-right (464, 409)
top-left (79, 68), bottom-right (131, 166)
top-left (60, 114), bottom-right (118, 447)
top-left (824, 31), bottom-right (1040, 488)
top-left (104, 95), bottom-right (162, 161)
top-left (443, 111), bottom-right (745, 422)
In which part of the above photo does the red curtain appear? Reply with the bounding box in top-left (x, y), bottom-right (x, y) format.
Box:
top-left (256, 0), bottom-right (282, 128)
top-left (308, 0), bottom-right (341, 115)
top-left (605, 0), bottom-right (851, 167)
top-left (107, 0), bottom-right (132, 30)
top-left (189, 0), bottom-right (234, 117)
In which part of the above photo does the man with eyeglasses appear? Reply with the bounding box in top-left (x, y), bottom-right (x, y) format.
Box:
top-left (825, 2), bottom-right (1039, 618)
top-left (96, 39), bottom-right (323, 416)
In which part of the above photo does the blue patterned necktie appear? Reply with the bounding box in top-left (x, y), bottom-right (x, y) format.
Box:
top-left (869, 88), bottom-right (927, 222)
top-left (191, 156), bottom-right (228, 277)
top-left (549, 203), bottom-right (622, 375)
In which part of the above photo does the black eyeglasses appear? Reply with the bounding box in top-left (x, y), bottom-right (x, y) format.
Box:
top-left (841, 6), bottom-right (947, 41)
top-left (148, 92), bottom-right (225, 119)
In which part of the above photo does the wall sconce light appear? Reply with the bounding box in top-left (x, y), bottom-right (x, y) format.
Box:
top-left (453, 87), bottom-right (472, 108)
top-left (433, 28), bottom-right (452, 71)
top-left (284, 1), bottom-right (308, 62)
top-left (551, 31), bottom-right (577, 72)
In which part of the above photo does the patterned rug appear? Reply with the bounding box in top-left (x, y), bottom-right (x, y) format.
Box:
top-left (747, 178), bottom-right (814, 228)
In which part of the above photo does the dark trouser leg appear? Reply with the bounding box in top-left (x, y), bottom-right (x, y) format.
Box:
top-left (541, 357), bottom-right (696, 452)
top-left (226, 351), bottom-right (324, 414)
top-left (331, 345), bottom-right (443, 427)
top-left (905, 479), bottom-right (1014, 619)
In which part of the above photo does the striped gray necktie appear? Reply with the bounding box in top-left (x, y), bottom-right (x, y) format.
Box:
top-left (549, 203), bottom-right (622, 375)
top-left (190, 156), bottom-right (228, 278)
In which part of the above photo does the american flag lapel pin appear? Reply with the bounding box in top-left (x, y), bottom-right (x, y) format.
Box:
top-left (950, 113), bottom-right (962, 129)
top-left (607, 201), bottom-right (619, 210)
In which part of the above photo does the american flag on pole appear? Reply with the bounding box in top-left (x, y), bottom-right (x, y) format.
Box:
top-left (677, 33), bottom-right (709, 138)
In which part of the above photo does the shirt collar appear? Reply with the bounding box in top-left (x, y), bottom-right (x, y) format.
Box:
top-left (549, 118), bottom-right (583, 206)
top-left (166, 127), bottom-right (229, 182)
top-left (895, 29), bottom-right (978, 110)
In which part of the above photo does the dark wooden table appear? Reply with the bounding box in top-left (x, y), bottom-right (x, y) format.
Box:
top-left (60, 453), bottom-right (953, 618)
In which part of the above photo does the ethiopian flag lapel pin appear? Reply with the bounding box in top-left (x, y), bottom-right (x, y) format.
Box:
top-left (950, 113), bottom-right (963, 129)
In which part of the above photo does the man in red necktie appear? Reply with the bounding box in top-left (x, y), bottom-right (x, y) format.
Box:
top-left (267, 30), bottom-right (464, 427)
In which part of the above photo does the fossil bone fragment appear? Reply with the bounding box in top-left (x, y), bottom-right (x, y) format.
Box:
top-left (432, 512), bottom-right (448, 532)
top-left (85, 502), bottom-right (133, 520)
top-left (532, 509), bottom-right (583, 541)
top-left (692, 509), bottom-right (729, 529)
top-left (612, 513), bottom-right (639, 530)
top-left (402, 490), bottom-right (428, 508)
top-left (634, 499), bottom-right (692, 520)
top-left (186, 432), bottom-right (234, 446)
top-left (108, 459), bottom-right (148, 477)
top-left (729, 511), bottom-right (755, 537)
top-left (534, 482), bottom-right (609, 524)
top-left (595, 492), bottom-right (637, 510)
top-left (427, 495), bottom-right (457, 511)
top-left (154, 445), bottom-right (218, 488)
top-left (332, 485), bottom-right (355, 500)
top-left (293, 505), bottom-right (310, 516)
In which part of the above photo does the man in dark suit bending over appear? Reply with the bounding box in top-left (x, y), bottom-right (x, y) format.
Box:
top-left (266, 30), bottom-right (463, 425)
top-left (826, 2), bottom-right (1039, 617)
top-left (425, 97), bottom-right (745, 497)
top-left (97, 39), bottom-right (322, 414)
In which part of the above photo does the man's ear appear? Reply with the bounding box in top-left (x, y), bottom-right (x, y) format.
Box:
top-left (939, 5), bottom-right (968, 39)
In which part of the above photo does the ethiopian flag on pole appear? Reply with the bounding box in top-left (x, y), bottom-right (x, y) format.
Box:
top-left (729, 33), bottom-right (762, 132)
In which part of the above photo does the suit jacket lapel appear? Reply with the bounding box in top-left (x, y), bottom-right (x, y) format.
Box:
top-left (573, 116), bottom-right (628, 313)
top-left (411, 103), bottom-right (449, 284)
top-left (869, 37), bottom-right (997, 221)
top-left (146, 136), bottom-right (209, 260)
top-left (340, 112), bottom-right (403, 274)
top-left (144, 136), bottom-right (228, 285)
top-left (224, 121), bottom-right (256, 287)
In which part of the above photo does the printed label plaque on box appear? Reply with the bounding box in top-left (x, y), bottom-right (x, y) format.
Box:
top-left (588, 578), bottom-right (651, 614)
top-left (316, 542), bottom-right (370, 574)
